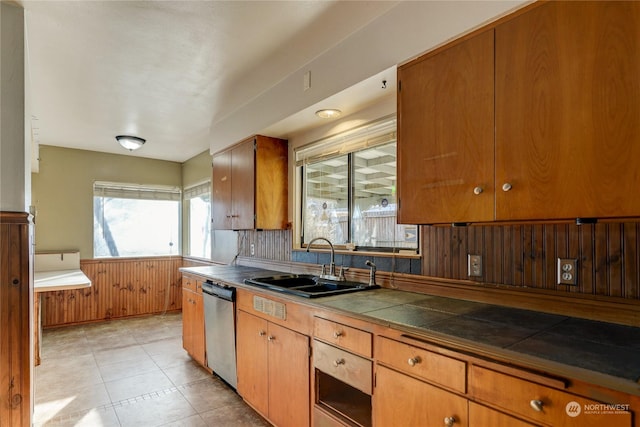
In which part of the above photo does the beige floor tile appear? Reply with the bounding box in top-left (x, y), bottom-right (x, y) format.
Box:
top-left (199, 403), bottom-right (270, 427)
top-left (34, 382), bottom-right (111, 424)
top-left (36, 313), bottom-right (269, 427)
top-left (157, 414), bottom-right (207, 427)
top-left (105, 369), bottom-right (175, 402)
top-left (142, 336), bottom-right (183, 355)
top-left (163, 360), bottom-right (213, 387)
top-left (36, 353), bottom-right (101, 391)
top-left (98, 356), bottom-right (159, 383)
top-left (113, 390), bottom-right (197, 427)
top-left (35, 406), bottom-right (120, 427)
top-left (93, 344), bottom-right (149, 367)
top-left (178, 378), bottom-right (242, 413)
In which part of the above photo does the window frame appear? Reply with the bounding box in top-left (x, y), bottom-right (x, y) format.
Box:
top-left (296, 116), bottom-right (419, 254)
top-left (93, 181), bottom-right (182, 258)
top-left (183, 180), bottom-right (212, 260)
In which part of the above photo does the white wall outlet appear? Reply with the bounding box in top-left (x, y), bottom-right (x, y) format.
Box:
top-left (557, 258), bottom-right (577, 285)
top-left (250, 243), bottom-right (255, 256)
top-left (467, 254), bottom-right (482, 277)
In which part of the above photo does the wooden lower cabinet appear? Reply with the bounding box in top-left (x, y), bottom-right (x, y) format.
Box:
top-left (469, 402), bottom-right (536, 427)
top-left (181, 275), bottom-right (205, 367)
top-left (373, 364), bottom-right (468, 427)
top-left (236, 309), bottom-right (310, 427)
top-left (469, 365), bottom-right (633, 427)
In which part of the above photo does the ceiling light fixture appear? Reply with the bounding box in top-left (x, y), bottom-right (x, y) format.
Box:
top-left (315, 109), bottom-right (342, 119)
top-left (116, 135), bottom-right (146, 151)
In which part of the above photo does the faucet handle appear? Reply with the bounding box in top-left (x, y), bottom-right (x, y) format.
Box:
top-left (320, 264), bottom-right (326, 276)
top-left (339, 266), bottom-right (348, 281)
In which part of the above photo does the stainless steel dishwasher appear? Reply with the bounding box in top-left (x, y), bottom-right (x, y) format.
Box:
top-left (201, 280), bottom-right (237, 389)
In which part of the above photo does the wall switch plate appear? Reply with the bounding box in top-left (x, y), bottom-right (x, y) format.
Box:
top-left (468, 254), bottom-right (482, 277)
top-left (557, 258), bottom-right (577, 285)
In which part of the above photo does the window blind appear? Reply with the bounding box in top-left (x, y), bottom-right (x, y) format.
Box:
top-left (183, 181), bottom-right (211, 200)
top-left (295, 115), bottom-right (396, 166)
top-left (93, 181), bottom-right (181, 201)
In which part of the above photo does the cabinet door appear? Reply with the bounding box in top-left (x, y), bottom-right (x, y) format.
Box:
top-left (212, 150), bottom-right (232, 229)
top-left (182, 288), bottom-right (194, 355)
top-left (469, 402), bottom-right (537, 427)
top-left (268, 322), bottom-right (310, 427)
top-left (374, 365), bottom-right (468, 427)
top-left (236, 310), bottom-right (269, 418)
top-left (397, 29), bottom-right (495, 224)
top-left (191, 292), bottom-right (206, 367)
top-left (231, 139), bottom-right (256, 230)
top-left (495, 1), bottom-right (640, 220)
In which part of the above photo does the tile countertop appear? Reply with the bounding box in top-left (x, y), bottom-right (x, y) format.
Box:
top-left (181, 265), bottom-right (640, 395)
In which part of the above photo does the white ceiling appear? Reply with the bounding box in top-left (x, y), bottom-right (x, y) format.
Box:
top-left (21, 0), bottom-right (400, 162)
top-left (20, 0), bottom-right (528, 163)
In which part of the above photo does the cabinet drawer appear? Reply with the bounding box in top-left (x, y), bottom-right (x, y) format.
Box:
top-left (314, 317), bottom-right (372, 358)
top-left (313, 407), bottom-right (344, 427)
top-left (469, 402), bottom-right (536, 427)
top-left (375, 336), bottom-right (466, 393)
top-left (314, 340), bottom-right (372, 395)
top-left (470, 366), bottom-right (632, 427)
top-left (182, 275), bottom-right (197, 292)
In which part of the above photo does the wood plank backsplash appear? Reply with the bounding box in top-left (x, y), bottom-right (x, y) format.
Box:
top-left (422, 222), bottom-right (640, 299)
top-left (41, 257), bottom-right (183, 327)
top-left (238, 229), bottom-right (292, 261)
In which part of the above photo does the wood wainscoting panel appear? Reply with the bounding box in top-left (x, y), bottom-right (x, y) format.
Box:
top-left (422, 222), bottom-right (640, 300)
top-left (0, 212), bottom-right (33, 427)
top-left (41, 257), bottom-right (183, 327)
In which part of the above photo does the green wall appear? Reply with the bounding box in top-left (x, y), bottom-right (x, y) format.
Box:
top-left (32, 145), bottom-right (182, 259)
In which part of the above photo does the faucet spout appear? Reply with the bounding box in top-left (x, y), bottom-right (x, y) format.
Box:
top-left (365, 260), bottom-right (377, 287)
top-left (306, 237), bottom-right (338, 279)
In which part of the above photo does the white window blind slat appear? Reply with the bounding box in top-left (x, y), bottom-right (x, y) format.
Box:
top-left (295, 115), bottom-right (397, 166)
top-left (94, 181), bottom-right (181, 201)
top-left (183, 181), bottom-right (211, 200)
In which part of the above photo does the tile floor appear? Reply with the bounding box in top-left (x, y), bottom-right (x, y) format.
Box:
top-left (35, 312), bottom-right (270, 427)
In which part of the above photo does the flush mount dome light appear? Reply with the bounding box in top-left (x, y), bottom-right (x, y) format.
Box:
top-left (315, 109), bottom-right (342, 119)
top-left (116, 135), bottom-right (146, 151)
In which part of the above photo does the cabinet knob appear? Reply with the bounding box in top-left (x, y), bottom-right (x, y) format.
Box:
top-left (530, 399), bottom-right (544, 412)
top-left (407, 356), bottom-right (421, 367)
top-left (333, 331), bottom-right (343, 338)
top-left (473, 186), bottom-right (483, 195)
top-left (258, 330), bottom-right (266, 337)
top-left (444, 416), bottom-right (456, 427)
top-left (267, 335), bottom-right (275, 341)
top-left (333, 358), bottom-right (345, 367)
top-left (502, 183), bottom-right (512, 192)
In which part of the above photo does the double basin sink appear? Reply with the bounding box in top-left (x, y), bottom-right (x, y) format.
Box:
top-left (244, 274), bottom-right (377, 298)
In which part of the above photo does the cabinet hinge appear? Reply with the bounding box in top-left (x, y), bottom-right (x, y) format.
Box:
top-left (308, 345), bottom-right (312, 358)
top-left (398, 80), bottom-right (401, 92)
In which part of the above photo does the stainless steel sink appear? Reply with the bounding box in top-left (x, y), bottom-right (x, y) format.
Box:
top-left (243, 274), bottom-right (378, 298)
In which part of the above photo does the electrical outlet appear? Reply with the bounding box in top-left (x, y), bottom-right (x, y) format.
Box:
top-left (557, 258), bottom-right (577, 285)
top-left (467, 254), bottom-right (482, 277)
top-left (250, 243), bottom-right (255, 256)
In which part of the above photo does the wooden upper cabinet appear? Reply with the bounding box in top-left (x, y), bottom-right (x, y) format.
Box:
top-left (398, 1), bottom-right (640, 224)
top-left (495, 1), bottom-right (640, 221)
top-left (397, 29), bottom-right (495, 224)
top-left (211, 135), bottom-right (288, 230)
top-left (211, 150), bottom-right (232, 229)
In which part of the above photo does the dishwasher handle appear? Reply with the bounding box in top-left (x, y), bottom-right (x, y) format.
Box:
top-left (201, 280), bottom-right (235, 302)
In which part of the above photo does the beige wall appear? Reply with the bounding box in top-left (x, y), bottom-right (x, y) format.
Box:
top-left (181, 149), bottom-right (212, 253)
top-left (32, 145), bottom-right (182, 259)
top-left (1, 3), bottom-right (28, 212)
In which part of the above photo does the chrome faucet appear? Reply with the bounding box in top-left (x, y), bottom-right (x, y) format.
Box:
top-left (306, 237), bottom-right (342, 281)
top-left (365, 260), bottom-right (377, 287)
